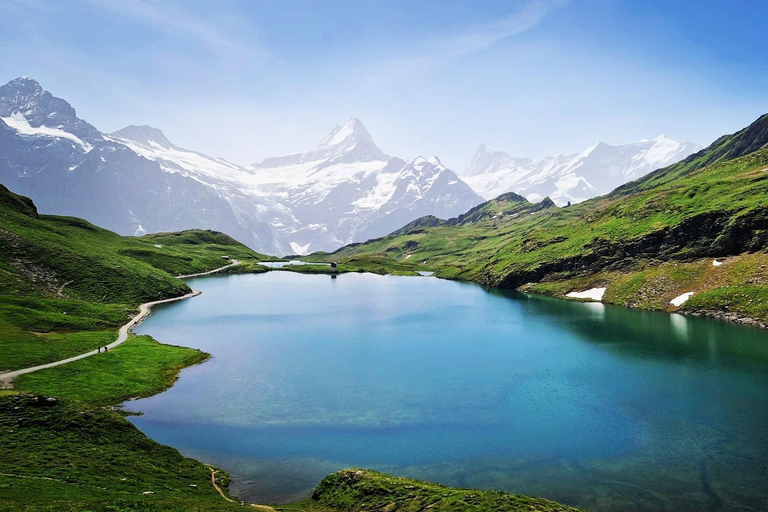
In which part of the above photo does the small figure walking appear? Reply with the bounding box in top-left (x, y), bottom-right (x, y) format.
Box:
top-left (97, 347), bottom-right (101, 353)
top-left (104, 346), bottom-right (108, 352)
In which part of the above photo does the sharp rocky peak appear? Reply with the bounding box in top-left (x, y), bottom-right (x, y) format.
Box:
top-left (0, 76), bottom-right (99, 140)
top-left (255, 117), bottom-right (390, 168)
top-left (318, 117), bottom-right (373, 147)
top-left (464, 144), bottom-right (520, 177)
top-left (0, 76), bottom-right (52, 117)
top-left (2, 76), bottom-right (44, 97)
top-left (470, 143), bottom-right (516, 161)
top-left (428, 155), bottom-right (442, 166)
top-left (302, 117), bottom-right (387, 163)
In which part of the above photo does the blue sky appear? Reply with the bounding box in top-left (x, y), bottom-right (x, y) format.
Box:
top-left (1, 0), bottom-right (766, 169)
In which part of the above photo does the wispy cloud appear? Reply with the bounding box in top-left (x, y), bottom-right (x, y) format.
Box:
top-left (440, 0), bottom-right (567, 58)
top-left (374, 0), bottom-right (567, 77)
top-left (80, 0), bottom-right (268, 62)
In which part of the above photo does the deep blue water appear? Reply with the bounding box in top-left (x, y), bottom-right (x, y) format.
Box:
top-left (128, 272), bottom-right (768, 511)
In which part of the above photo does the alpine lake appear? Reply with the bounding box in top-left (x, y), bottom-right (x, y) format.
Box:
top-left (127, 271), bottom-right (768, 511)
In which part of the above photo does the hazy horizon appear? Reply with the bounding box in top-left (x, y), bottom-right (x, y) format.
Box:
top-left (1, 0), bottom-right (766, 170)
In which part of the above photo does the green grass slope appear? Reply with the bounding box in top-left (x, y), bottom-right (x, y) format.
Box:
top-left (286, 469), bottom-right (583, 512)
top-left (318, 113), bottom-right (768, 326)
top-left (0, 183), bottom-right (266, 372)
top-left (615, 112), bottom-right (768, 194)
top-left (0, 394), bottom-right (243, 512)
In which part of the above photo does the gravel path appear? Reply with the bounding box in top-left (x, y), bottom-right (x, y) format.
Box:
top-left (0, 260), bottom-right (241, 386)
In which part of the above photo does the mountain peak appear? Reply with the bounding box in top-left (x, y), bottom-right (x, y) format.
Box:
top-left (318, 117), bottom-right (373, 147)
top-left (111, 125), bottom-right (174, 148)
top-left (6, 76), bottom-right (43, 91)
top-left (346, 116), bottom-right (365, 129)
top-left (475, 143), bottom-right (491, 154)
top-left (409, 155), bottom-right (445, 171)
top-left (0, 76), bottom-right (99, 140)
top-left (306, 117), bottom-right (387, 163)
top-left (578, 141), bottom-right (607, 158)
top-left (0, 77), bottom-right (46, 115)
top-left (464, 144), bottom-right (517, 177)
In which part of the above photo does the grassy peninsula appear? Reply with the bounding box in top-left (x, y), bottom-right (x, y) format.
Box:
top-left (0, 182), bottom-right (268, 373)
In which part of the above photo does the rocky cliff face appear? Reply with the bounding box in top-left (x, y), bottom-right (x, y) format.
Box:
top-left (0, 77), bottom-right (100, 140)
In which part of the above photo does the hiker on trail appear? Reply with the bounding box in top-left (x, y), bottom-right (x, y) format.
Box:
top-left (104, 346), bottom-right (108, 352)
top-left (97, 347), bottom-right (101, 353)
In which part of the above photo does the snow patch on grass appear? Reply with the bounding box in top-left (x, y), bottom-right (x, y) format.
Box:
top-left (566, 287), bottom-right (606, 301)
top-left (670, 292), bottom-right (694, 307)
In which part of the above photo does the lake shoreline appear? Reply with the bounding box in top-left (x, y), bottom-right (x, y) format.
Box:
top-left (298, 252), bottom-right (768, 331)
top-left (127, 270), bottom-right (768, 511)
top-left (294, 261), bottom-right (768, 332)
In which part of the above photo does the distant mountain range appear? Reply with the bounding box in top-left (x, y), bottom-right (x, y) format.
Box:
top-left (461, 136), bottom-right (701, 205)
top-left (0, 77), bottom-right (482, 254)
top-left (0, 76), bottom-right (700, 254)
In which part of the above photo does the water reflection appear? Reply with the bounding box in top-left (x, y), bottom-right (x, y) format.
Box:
top-left (485, 287), bottom-right (768, 367)
top-left (670, 313), bottom-right (690, 342)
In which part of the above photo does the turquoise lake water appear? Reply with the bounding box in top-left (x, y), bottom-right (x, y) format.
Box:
top-left (128, 271), bottom-right (768, 511)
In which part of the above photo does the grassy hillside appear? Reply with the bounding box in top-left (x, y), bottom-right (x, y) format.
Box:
top-left (0, 183), bottom-right (257, 511)
top-left (317, 114), bottom-right (768, 326)
top-left (0, 394), bottom-right (244, 512)
top-left (287, 469), bottom-right (583, 512)
top-left (0, 184), bottom-right (267, 372)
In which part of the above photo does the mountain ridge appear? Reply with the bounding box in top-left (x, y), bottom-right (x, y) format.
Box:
top-left (0, 77), bottom-right (483, 255)
top-left (462, 134), bottom-right (702, 205)
top-left (0, 75), bottom-right (703, 255)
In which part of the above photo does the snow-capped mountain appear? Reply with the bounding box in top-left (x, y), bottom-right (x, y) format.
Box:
top-left (105, 117), bottom-right (482, 254)
top-left (242, 119), bottom-right (483, 253)
top-left (107, 125), bottom-right (250, 191)
top-left (462, 136), bottom-right (702, 205)
top-left (0, 77), bottom-right (260, 247)
top-left (0, 77), bottom-right (483, 255)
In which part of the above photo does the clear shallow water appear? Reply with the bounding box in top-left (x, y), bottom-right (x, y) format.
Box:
top-left (128, 272), bottom-right (768, 511)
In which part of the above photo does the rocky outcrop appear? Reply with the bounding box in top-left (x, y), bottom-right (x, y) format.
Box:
top-left (489, 207), bottom-right (768, 289)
